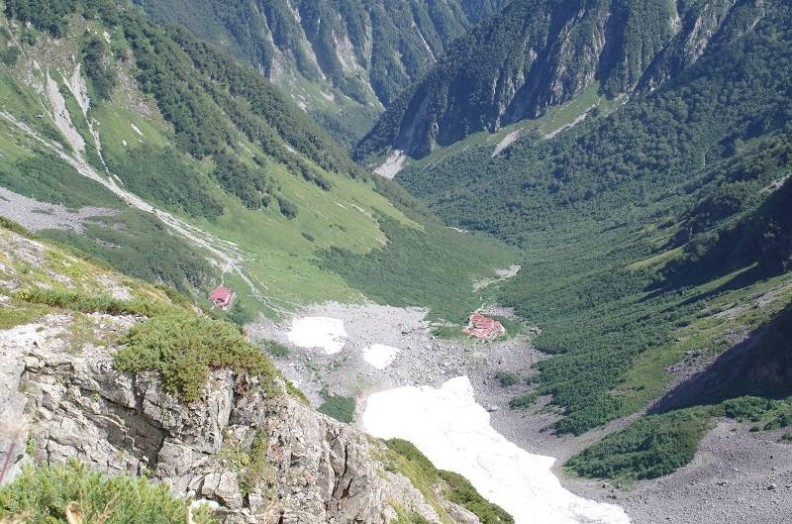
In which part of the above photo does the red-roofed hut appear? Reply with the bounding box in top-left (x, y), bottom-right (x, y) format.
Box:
top-left (209, 286), bottom-right (235, 310)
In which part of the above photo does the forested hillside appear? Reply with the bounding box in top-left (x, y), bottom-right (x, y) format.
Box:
top-left (0, 0), bottom-right (514, 321)
top-left (384, 0), bottom-right (792, 480)
top-left (357, 0), bottom-right (762, 159)
top-left (135, 0), bottom-right (507, 146)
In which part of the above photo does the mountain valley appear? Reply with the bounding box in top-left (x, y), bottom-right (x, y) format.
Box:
top-left (0, 0), bottom-right (791, 523)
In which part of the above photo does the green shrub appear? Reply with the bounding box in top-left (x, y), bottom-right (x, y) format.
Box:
top-left (0, 46), bottom-right (20, 66)
top-left (385, 439), bottom-right (513, 524)
top-left (318, 393), bottom-right (356, 424)
top-left (508, 393), bottom-right (538, 410)
top-left (14, 288), bottom-right (169, 317)
top-left (566, 408), bottom-right (713, 481)
top-left (277, 196), bottom-right (298, 219)
top-left (439, 470), bottom-right (513, 524)
top-left (0, 461), bottom-right (218, 523)
top-left (0, 217), bottom-right (33, 237)
top-left (113, 313), bottom-right (278, 402)
top-left (263, 340), bottom-right (290, 358)
top-left (495, 371), bottom-right (519, 387)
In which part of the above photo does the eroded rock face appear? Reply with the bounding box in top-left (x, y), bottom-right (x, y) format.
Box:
top-left (0, 313), bottom-right (446, 523)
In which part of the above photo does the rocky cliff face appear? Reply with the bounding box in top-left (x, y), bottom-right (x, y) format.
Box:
top-left (0, 227), bottom-right (478, 523)
top-left (136, 0), bottom-right (508, 144)
top-left (357, 0), bottom-right (765, 159)
top-left (1, 313), bottom-right (464, 523)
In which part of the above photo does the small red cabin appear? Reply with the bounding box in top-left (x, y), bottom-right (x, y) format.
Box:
top-left (209, 286), bottom-right (235, 310)
top-left (462, 312), bottom-right (506, 339)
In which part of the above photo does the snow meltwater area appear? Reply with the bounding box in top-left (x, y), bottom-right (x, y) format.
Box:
top-left (362, 344), bottom-right (400, 369)
top-left (363, 377), bottom-right (631, 524)
top-left (287, 317), bottom-right (347, 355)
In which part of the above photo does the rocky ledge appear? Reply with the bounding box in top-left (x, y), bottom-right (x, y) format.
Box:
top-left (0, 312), bottom-right (474, 523)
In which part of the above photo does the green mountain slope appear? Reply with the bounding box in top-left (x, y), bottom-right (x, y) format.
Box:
top-left (375, 0), bottom-right (792, 479)
top-left (134, 0), bottom-right (507, 146)
top-left (357, 0), bottom-right (762, 159)
top-left (0, 0), bottom-right (514, 321)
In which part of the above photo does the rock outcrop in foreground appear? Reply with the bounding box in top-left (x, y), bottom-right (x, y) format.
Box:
top-left (0, 227), bottom-right (478, 523)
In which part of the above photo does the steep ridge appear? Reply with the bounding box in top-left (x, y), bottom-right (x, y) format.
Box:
top-left (136, 0), bottom-right (508, 145)
top-left (357, 0), bottom-right (759, 159)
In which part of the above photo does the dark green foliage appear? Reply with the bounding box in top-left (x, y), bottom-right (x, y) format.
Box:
top-left (276, 196), bottom-right (298, 219)
top-left (318, 392), bottom-right (356, 424)
top-left (722, 397), bottom-right (792, 431)
top-left (0, 461), bottom-right (218, 523)
top-left (385, 439), bottom-right (513, 524)
top-left (226, 299), bottom-right (256, 326)
top-left (162, 24), bottom-right (352, 176)
top-left (4, 0), bottom-right (79, 37)
top-left (357, 0), bottom-right (762, 159)
top-left (136, 0), bottom-right (504, 107)
top-left (495, 371), bottom-right (519, 387)
top-left (508, 393), bottom-right (538, 410)
top-left (109, 146), bottom-right (224, 218)
top-left (0, 216), bottom-right (33, 237)
top-left (319, 216), bottom-right (514, 321)
top-left (0, 45), bottom-right (20, 66)
top-left (390, 2), bottom-right (792, 435)
top-left (263, 340), bottom-right (289, 359)
top-left (82, 35), bottom-right (116, 100)
top-left (114, 313), bottom-right (278, 402)
top-left (439, 470), bottom-right (513, 524)
top-left (213, 151), bottom-right (271, 210)
top-left (123, 19), bottom-right (231, 159)
top-left (670, 175), bottom-right (792, 285)
top-left (0, 153), bottom-right (122, 209)
top-left (566, 409), bottom-right (713, 481)
top-left (42, 210), bottom-right (219, 296)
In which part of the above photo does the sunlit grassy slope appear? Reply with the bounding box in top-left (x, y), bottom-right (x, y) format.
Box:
top-left (0, 11), bottom-right (514, 319)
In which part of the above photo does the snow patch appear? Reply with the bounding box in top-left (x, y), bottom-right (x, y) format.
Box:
top-left (130, 123), bottom-right (144, 137)
top-left (362, 344), bottom-right (400, 369)
top-left (363, 377), bottom-right (631, 524)
top-left (373, 150), bottom-right (406, 179)
top-left (288, 317), bottom-right (347, 355)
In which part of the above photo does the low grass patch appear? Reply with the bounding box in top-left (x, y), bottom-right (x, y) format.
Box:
top-left (0, 461), bottom-right (218, 523)
top-left (319, 216), bottom-right (516, 322)
top-left (0, 298), bottom-right (51, 329)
